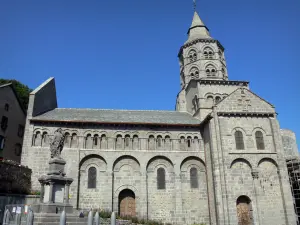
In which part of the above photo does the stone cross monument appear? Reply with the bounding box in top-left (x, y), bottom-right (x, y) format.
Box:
top-left (34, 128), bottom-right (74, 213)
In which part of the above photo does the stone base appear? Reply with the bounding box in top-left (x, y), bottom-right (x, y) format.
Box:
top-left (32, 203), bottom-right (73, 214)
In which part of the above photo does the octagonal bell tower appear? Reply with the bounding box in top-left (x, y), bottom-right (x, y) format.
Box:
top-left (178, 11), bottom-right (228, 89)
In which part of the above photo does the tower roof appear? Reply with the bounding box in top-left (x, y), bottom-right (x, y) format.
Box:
top-left (186, 11), bottom-right (211, 43)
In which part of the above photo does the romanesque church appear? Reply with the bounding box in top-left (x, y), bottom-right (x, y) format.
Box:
top-left (21, 9), bottom-right (299, 225)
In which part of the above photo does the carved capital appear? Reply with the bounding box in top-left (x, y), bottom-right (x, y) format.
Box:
top-left (251, 170), bottom-right (259, 179)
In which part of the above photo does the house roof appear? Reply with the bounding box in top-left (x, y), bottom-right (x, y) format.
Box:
top-left (0, 83), bottom-right (26, 115)
top-left (31, 108), bottom-right (201, 126)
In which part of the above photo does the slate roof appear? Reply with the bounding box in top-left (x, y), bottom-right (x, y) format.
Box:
top-left (32, 108), bottom-right (201, 126)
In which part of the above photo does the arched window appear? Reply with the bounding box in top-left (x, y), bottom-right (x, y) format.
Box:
top-left (149, 135), bottom-right (155, 150)
top-left (71, 133), bottom-right (78, 148)
top-left (4, 104), bottom-right (9, 111)
top-left (193, 136), bottom-right (199, 150)
top-left (180, 136), bottom-right (185, 150)
top-left (222, 68), bottom-right (226, 78)
top-left (187, 136), bottom-right (192, 149)
top-left (34, 131), bottom-right (42, 146)
top-left (88, 167), bottom-right (97, 189)
top-left (205, 64), bottom-right (217, 77)
top-left (85, 134), bottom-right (93, 149)
top-left (157, 135), bottom-right (163, 149)
top-left (64, 132), bottom-right (70, 147)
top-left (190, 167), bottom-right (199, 188)
top-left (235, 131), bottom-right (245, 150)
top-left (42, 132), bottom-right (48, 147)
top-left (15, 143), bottom-right (22, 156)
top-left (203, 47), bottom-right (214, 59)
top-left (132, 135), bottom-right (139, 150)
top-left (100, 134), bottom-right (107, 149)
top-left (188, 50), bottom-right (197, 62)
top-left (165, 135), bottom-right (171, 150)
top-left (125, 135), bottom-right (130, 148)
top-left (157, 167), bottom-right (166, 190)
top-left (116, 135), bottom-right (123, 150)
top-left (207, 95), bottom-right (214, 104)
top-left (93, 134), bottom-right (99, 148)
top-left (215, 96), bottom-right (222, 104)
top-left (255, 131), bottom-right (265, 150)
top-left (189, 67), bottom-right (199, 79)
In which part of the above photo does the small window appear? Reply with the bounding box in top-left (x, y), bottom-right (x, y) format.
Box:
top-left (187, 137), bottom-right (192, 148)
top-left (4, 104), bottom-right (9, 111)
top-left (94, 134), bottom-right (99, 146)
top-left (190, 167), bottom-right (199, 188)
top-left (0, 136), bottom-right (5, 150)
top-left (157, 167), bottom-right (166, 190)
top-left (188, 50), bottom-right (197, 62)
top-left (235, 131), bottom-right (245, 150)
top-left (15, 143), bottom-right (22, 156)
top-left (157, 136), bottom-right (162, 148)
top-left (88, 167), bottom-right (97, 189)
top-left (203, 47), bottom-right (214, 59)
top-left (18, 125), bottom-right (24, 137)
top-left (125, 135), bottom-right (130, 147)
top-left (215, 96), bottom-right (222, 104)
top-left (1, 116), bottom-right (8, 131)
top-left (255, 131), bottom-right (265, 150)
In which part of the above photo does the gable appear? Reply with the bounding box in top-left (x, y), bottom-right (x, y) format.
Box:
top-left (216, 88), bottom-right (275, 114)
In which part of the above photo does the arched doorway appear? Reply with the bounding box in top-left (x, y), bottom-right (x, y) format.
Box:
top-left (236, 195), bottom-right (253, 225)
top-left (118, 189), bottom-right (136, 217)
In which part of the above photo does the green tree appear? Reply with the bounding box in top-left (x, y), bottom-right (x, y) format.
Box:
top-left (0, 79), bottom-right (32, 111)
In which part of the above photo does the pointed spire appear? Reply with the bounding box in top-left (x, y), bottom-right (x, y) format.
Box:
top-left (186, 11), bottom-right (211, 43)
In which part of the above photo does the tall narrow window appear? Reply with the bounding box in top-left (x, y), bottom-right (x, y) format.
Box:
top-left (157, 167), bottom-right (166, 190)
top-left (100, 134), bottom-right (107, 149)
top-left (15, 143), bottom-right (22, 156)
top-left (125, 135), bottom-right (130, 148)
top-left (93, 134), bottom-right (99, 148)
top-left (18, 125), bottom-right (24, 137)
top-left (0, 135), bottom-right (5, 150)
top-left (1, 116), bottom-right (8, 131)
top-left (88, 167), bottom-right (97, 188)
top-left (34, 131), bottom-right (42, 146)
top-left (190, 167), bottom-right (199, 188)
top-left (235, 131), bottom-right (245, 150)
top-left (4, 104), bottom-right (9, 111)
top-left (255, 131), bottom-right (265, 150)
top-left (85, 134), bottom-right (93, 149)
top-left (157, 135), bottom-right (162, 148)
top-left (187, 136), bottom-right (192, 148)
top-left (71, 133), bottom-right (78, 148)
top-left (42, 132), bottom-right (48, 147)
top-left (64, 132), bottom-right (70, 146)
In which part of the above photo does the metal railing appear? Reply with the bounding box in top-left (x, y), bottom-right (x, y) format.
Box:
top-left (2, 205), bottom-right (117, 225)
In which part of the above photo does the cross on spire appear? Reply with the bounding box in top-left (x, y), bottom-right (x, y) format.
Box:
top-left (193, 0), bottom-right (197, 11)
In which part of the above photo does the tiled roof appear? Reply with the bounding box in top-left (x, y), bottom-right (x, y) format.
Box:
top-left (32, 108), bottom-right (201, 125)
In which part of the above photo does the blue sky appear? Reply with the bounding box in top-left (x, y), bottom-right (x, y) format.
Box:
top-left (0, 0), bottom-right (299, 144)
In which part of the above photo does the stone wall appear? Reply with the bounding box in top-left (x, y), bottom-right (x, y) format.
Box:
top-left (21, 123), bottom-right (208, 224)
top-left (281, 129), bottom-right (299, 158)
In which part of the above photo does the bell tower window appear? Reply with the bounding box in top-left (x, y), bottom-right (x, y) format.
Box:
top-left (205, 64), bottom-right (217, 77)
top-left (188, 50), bottom-right (197, 63)
top-left (203, 47), bottom-right (214, 59)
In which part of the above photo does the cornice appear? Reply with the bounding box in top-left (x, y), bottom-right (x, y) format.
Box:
top-left (30, 119), bottom-right (201, 128)
top-left (178, 38), bottom-right (225, 57)
top-left (199, 80), bottom-right (249, 86)
top-left (217, 112), bottom-right (276, 117)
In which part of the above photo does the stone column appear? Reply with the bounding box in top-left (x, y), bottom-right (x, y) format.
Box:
top-left (48, 182), bottom-right (54, 203)
top-left (40, 183), bottom-right (45, 203)
top-left (64, 183), bottom-right (71, 204)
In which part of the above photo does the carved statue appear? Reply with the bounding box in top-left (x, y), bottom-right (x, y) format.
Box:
top-left (50, 128), bottom-right (65, 158)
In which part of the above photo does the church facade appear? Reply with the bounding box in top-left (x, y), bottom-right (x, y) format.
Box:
top-left (21, 10), bottom-right (299, 225)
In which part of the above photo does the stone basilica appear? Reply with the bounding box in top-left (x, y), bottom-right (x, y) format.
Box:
top-left (21, 9), bottom-right (299, 225)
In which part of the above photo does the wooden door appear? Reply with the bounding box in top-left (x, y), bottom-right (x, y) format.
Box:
top-left (237, 196), bottom-right (252, 225)
top-left (119, 189), bottom-right (136, 217)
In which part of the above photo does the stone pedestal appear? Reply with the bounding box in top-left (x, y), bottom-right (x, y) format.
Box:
top-left (33, 157), bottom-right (73, 214)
